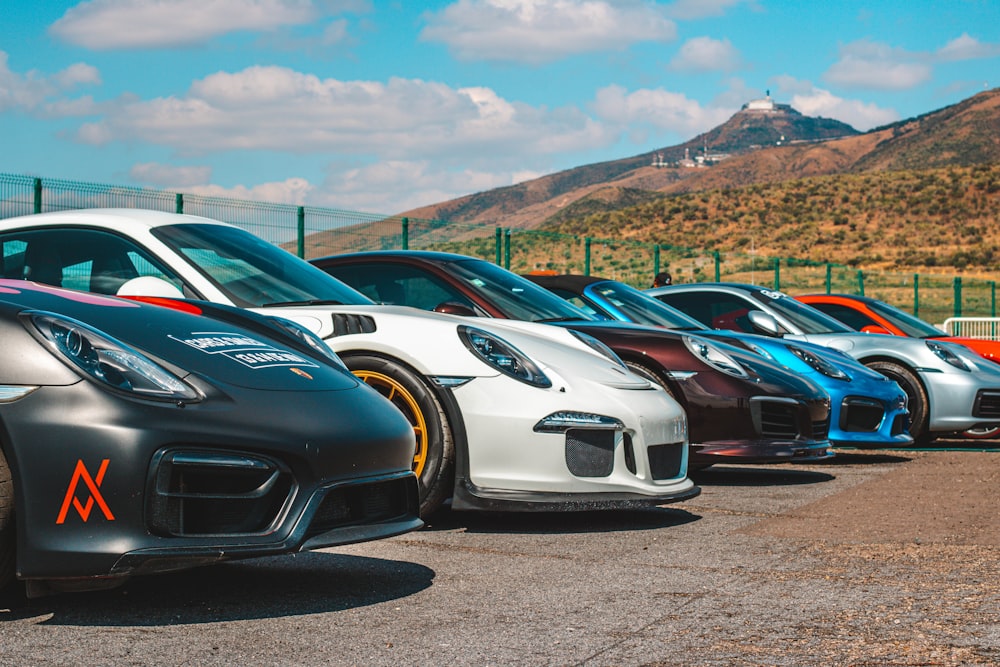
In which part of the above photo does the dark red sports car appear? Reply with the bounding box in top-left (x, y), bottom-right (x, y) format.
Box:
top-left (312, 251), bottom-right (835, 468)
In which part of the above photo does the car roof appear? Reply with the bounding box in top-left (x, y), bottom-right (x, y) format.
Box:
top-left (318, 249), bottom-right (471, 263)
top-left (0, 208), bottom-right (229, 233)
top-left (522, 274), bottom-right (604, 291)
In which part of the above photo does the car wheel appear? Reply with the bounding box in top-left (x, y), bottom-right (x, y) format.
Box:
top-left (624, 360), bottom-right (677, 399)
top-left (866, 360), bottom-right (931, 444)
top-left (959, 426), bottom-right (1000, 440)
top-left (0, 447), bottom-right (14, 590)
top-left (343, 355), bottom-right (454, 517)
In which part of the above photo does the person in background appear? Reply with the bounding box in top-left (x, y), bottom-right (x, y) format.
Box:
top-left (652, 271), bottom-right (672, 288)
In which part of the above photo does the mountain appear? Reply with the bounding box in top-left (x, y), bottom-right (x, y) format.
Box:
top-left (400, 89), bottom-right (1000, 231)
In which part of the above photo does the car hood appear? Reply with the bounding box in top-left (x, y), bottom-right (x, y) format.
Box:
top-left (0, 281), bottom-right (360, 392)
top-left (791, 332), bottom-right (1000, 380)
top-left (250, 304), bottom-right (654, 389)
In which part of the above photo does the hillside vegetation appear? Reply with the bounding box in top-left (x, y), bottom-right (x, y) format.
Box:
top-left (543, 163), bottom-right (1000, 273)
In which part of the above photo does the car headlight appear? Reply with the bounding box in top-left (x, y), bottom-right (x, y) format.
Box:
top-left (26, 310), bottom-right (200, 401)
top-left (682, 335), bottom-right (749, 379)
top-left (269, 317), bottom-right (347, 369)
top-left (788, 345), bottom-right (851, 381)
top-left (568, 329), bottom-right (628, 370)
top-left (458, 325), bottom-right (552, 388)
top-left (927, 340), bottom-right (975, 372)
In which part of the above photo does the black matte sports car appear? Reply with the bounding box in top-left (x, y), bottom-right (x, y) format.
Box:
top-left (0, 280), bottom-right (420, 597)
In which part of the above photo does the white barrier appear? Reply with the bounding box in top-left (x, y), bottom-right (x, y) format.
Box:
top-left (942, 317), bottom-right (1000, 340)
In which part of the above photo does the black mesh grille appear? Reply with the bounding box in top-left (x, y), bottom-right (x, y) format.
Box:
top-left (841, 397), bottom-right (885, 432)
top-left (307, 477), bottom-right (413, 537)
top-left (757, 401), bottom-right (800, 438)
top-left (331, 313), bottom-right (376, 336)
top-left (973, 390), bottom-right (1000, 418)
top-left (565, 429), bottom-right (615, 477)
top-left (647, 443), bottom-right (683, 480)
top-left (147, 450), bottom-right (293, 537)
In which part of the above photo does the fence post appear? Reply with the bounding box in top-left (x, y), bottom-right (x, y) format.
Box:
top-left (954, 277), bottom-right (962, 317)
top-left (175, 193), bottom-right (183, 214)
top-left (992, 281), bottom-right (996, 317)
top-left (584, 237), bottom-right (591, 276)
top-left (494, 228), bottom-right (502, 265)
top-left (296, 206), bottom-right (305, 258)
top-left (401, 217), bottom-right (409, 250)
top-left (653, 245), bottom-right (660, 277)
top-left (825, 263), bottom-right (832, 294)
top-left (857, 269), bottom-right (865, 296)
top-left (773, 258), bottom-right (781, 290)
top-left (713, 251), bottom-right (720, 281)
top-left (33, 177), bottom-right (42, 214)
top-left (913, 274), bottom-right (919, 318)
top-left (504, 229), bottom-right (511, 270)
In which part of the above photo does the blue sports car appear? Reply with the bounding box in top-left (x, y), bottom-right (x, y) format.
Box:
top-left (524, 274), bottom-right (913, 449)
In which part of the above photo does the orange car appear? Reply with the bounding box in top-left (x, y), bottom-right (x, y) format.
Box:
top-left (797, 293), bottom-right (1000, 439)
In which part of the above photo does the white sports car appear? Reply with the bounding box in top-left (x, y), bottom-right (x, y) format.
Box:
top-left (0, 209), bottom-right (698, 516)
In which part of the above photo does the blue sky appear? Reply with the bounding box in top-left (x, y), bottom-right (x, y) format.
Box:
top-left (2, 0), bottom-right (998, 214)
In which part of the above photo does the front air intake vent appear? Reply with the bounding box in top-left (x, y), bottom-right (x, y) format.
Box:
top-left (330, 313), bottom-right (376, 336)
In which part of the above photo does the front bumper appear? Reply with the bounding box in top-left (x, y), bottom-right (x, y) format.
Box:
top-left (924, 369), bottom-right (1000, 433)
top-left (445, 373), bottom-right (698, 511)
top-left (4, 380), bottom-right (420, 583)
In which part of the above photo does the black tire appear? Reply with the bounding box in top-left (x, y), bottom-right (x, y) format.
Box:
top-left (624, 360), bottom-right (678, 399)
top-left (0, 447), bottom-right (14, 591)
top-left (343, 354), bottom-right (454, 517)
top-left (866, 360), bottom-right (931, 444)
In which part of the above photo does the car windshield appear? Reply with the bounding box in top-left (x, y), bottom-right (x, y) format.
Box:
top-left (451, 259), bottom-right (596, 322)
top-left (751, 290), bottom-right (856, 334)
top-left (866, 299), bottom-right (946, 337)
top-left (590, 281), bottom-right (707, 330)
top-left (152, 224), bottom-right (374, 308)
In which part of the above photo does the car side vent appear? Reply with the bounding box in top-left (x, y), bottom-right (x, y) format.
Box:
top-left (330, 313), bottom-right (377, 336)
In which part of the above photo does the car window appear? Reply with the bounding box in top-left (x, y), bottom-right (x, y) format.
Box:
top-left (0, 228), bottom-right (187, 296)
top-left (654, 291), bottom-right (757, 333)
top-left (325, 261), bottom-right (478, 312)
top-left (810, 302), bottom-right (878, 330)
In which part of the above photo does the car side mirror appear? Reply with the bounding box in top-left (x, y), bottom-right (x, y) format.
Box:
top-left (861, 325), bottom-right (892, 335)
top-left (116, 276), bottom-right (185, 299)
top-left (433, 301), bottom-right (478, 317)
top-left (747, 310), bottom-right (782, 337)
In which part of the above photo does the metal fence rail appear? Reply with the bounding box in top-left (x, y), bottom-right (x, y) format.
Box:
top-left (942, 317), bottom-right (1000, 340)
top-left (2, 172), bottom-right (996, 319)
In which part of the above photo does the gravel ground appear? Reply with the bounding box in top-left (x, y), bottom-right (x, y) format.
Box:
top-left (1, 447), bottom-right (998, 666)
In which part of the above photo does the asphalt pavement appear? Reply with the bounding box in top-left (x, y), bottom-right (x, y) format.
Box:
top-left (2, 446), bottom-right (998, 666)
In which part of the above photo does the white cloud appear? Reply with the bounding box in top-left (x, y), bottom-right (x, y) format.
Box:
top-left (0, 51), bottom-right (101, 113)
top-left (669, 37), bottom-right (741, 72)
top-left (774, 78), bottom-right (898, 131)
top-left (314, 160), bottom-right (522, 212)
top-left (74, 66), bottom-right (615, 168)
top-left (936, 33), bottom-right (1000, 62)
top-left (824, 40), bottom-right (931, 91)
top-left (183, 177), bottom-right (315, 205)
top-left (49, 0), bottom-right (320, 49)
top-left (590, 84), bottom-right (732, 137)
top-left (420, 0), bottom-right (676, 64)
top-left (129, 162), bottom-right (212, 187)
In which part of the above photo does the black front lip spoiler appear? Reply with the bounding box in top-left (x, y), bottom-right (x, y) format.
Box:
top-left (451, 481), bottom-right (701, 512)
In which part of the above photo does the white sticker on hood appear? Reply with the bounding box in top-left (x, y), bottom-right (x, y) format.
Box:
top-left (169, 332), bottom-right (319, 370)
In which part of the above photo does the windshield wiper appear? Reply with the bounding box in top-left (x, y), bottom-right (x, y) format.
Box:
top-left (261, 299), bottom-right (345, 307)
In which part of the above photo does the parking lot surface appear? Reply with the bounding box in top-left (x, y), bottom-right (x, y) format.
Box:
top-left (2, 447), bottom-right (998, 666)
